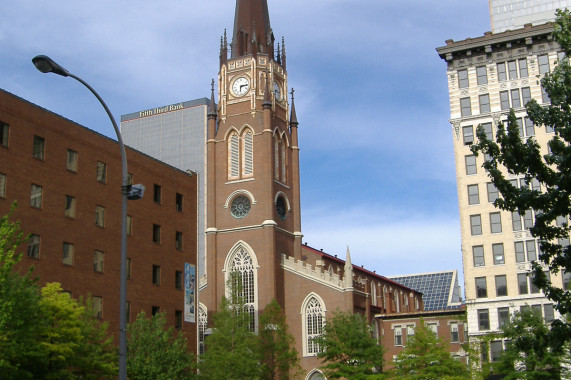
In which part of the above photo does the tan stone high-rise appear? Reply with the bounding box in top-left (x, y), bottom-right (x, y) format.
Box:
top-left (437, 22), bottom-right (567, 361)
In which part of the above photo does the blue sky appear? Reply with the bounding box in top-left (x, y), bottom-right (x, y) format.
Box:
top-left (0, 1), bottom-right (492, 291)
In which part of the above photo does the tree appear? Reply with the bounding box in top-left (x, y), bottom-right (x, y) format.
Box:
top-left (392, 319), bottom-right (470, 380)
top-left (127, 311), bottom-right (196, 380)
top-left (258, 298), bottom-right (301, 379)
top-left (493, 309), bottom-right (563, 379)
top-left (314, 310), bottom-right (385, 379)
top-left (472, 9), bottom-right (571, 345)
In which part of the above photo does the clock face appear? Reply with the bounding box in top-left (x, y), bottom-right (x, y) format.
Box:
top-left (273, 81), bottom-right (282, 101)
top-left (232, 77), bottom-right (250, 96)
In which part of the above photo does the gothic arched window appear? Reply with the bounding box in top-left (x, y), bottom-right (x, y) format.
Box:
top-left (198, 304), bottom-right (207, 355)
top-left (225, 244), bottom-right (258, 332)
top-left (301, 294), bottom-right (325, 356)
top-left (273, 132), bottom-right (287, 184)
top-left (228, 128), bottom-right (254, 180)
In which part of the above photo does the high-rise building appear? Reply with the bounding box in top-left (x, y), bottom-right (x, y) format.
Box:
top-left (489, 0), bottom-right (570, 33)
top-left (390, 270), bottom-right (463, 311)
top-left (437, 21), bottom-right (565, 359)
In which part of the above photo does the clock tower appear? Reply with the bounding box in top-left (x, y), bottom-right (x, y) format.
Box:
top-left (202, 0), bottom-right (302, 331)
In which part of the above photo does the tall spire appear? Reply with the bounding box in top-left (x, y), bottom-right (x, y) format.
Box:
top-left (231, 0), bottom-right (274, 59)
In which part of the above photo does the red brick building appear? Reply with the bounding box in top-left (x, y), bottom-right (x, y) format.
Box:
top-left (0, 89), bottom-right (198, 349)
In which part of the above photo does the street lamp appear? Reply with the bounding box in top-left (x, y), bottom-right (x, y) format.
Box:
top-left (32, 55), bottom-right (143, 380)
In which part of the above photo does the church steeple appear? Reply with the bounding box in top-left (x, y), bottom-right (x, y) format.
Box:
top-left (231, 0), bottom-right (274, 59)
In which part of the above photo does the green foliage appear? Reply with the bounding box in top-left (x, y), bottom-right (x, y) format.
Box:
top-left (314, 310), bottom-right (385, 379)
top-left (127, 311), bottom-right (196, 380)
top-left (493, 309), bottom-right (563, 379)
top-left (258, 298), bottom-right (301, 379)
top-left (471, 9), bottom-right (571, 344)
top-left (392, 319), bottom-right (470, 380)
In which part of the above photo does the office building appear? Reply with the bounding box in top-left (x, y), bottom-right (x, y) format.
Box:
top-left (489, 0), bottom-right (570, 33)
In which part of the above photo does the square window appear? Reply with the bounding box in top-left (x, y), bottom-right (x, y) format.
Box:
top-left (479, 94), bottom-right (490, 113)
top-left (152, 265), bottom-right (161, 285)
top-left (524, 117), bottom-right (534, 137)
top-left (487, 182), bottom-right (499, 203)
top-left (465, 155), bottom-right (477, 175)
top-left (518, 273), bottom-right (529, 294)
top-left (476, 277), bottom-right (488, 298)
top-left (175, 310), bottom-right (183, 330)
top-left (95, 205), bottom-right (105, 227)
top-left (94, 250), bottom-right (104, 273)
top-left (512, 211), bottom-right (522, 231)
top-left (460, 97), bottom-right (472, 117)
top-left (67, 149), bottom-right (78, 172)
top-left (0, 122), bottom-right (9, 147)
top-left (0, 173), bottom-right (6, 198)
top-left (476, 66), bottom-right (488, 85)
top-left (516, 118), bottom-right (524, 137)
top-left (541, 86), bottom-right (551, 104)
top-left (531, 178), bottom-right (541, 192)
top-left (518, 58), bottom-right (528, 77)
top-left (458, 69), bottom-right (469, 88)
top-left (30, 184), bottom-right (42, 209)
top-left (490, 341), bottom-right (503, 362)
top-left (127, 258), bottom-right (132, 279)
top-left (92, 296), bottom-right (103, 319)
top-left (470, 215), bottom-right (482, 236)
top-left (153, 224), bottom-right (161, 243)
top-left (508, 60), bottom-right (518, 79)
top-left (522, 87), bottom-right (532, 105)
top-left (28, 234), bottom-right (40, 259)
top-left (394, 326), bottom-right (403, 346)
top-left (175, 270), bottom-right (183, 290)
top-left (497, 62), bottom-right (507, 81)
top-left (33, 135), bottom-right (45, 160)
top-left (500, 91), bottom-right (510, 110)
top-left (526, 240), bottom-right (537, 261)
top-left (63, 242), bottom-right (74, 266)
top-left (481, 342), bottom-right (489, 363)
top-left (498, 307), bottom-right (510, 328)
top-left (96, 161), bottom-right (107, 183)
top-left (478, 309), bottom-right (490, 331)
top-left (564, 271), bottom-right (571, 290)
top-left (450, 323), bottom-right (459, 343)
top-left (523, 210), bottom-right (534, 229)
top-left (544, 304), bottom-right (554, 322)
top-left (538, 54), bottom-right (550, 74)
top-left (515, 241), bottom-right (526, 263)
top-left (468, 184), bottom-right (479, 205)
top-left (152, 306), bottom-right (160, 316)
top-left (65, 195), bottom-right (76, 218)
top-left (473, 246), bottom-right (485, 267)
top-left (481, 122), bottom-right (493, 141)
top-left (175, 231), bottom-right (183, 250)
top-left (153, 184), bottom-right (162, 204)
top-left (495, 275), bottom-right (507, 296)
top-left (511, 89), bottom-right (521, 108)
top-left (176, 193), bottom-right (183, 212)
top-left (463, 125), bottom-right (474, 145)
top-left (490, 212), bottom-right (502, 233)
top-left (493, 243), bottom-right (505, 265)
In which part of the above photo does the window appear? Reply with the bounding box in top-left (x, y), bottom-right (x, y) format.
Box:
top-left (515, 241), bottom-right (526, 263)
top-left (479, 94), bottom-right (490, 113)
top-left (487, 182), bottom-right (499, 203)
top-left (531, 178), bottom-right (541, 192)
top-left (33, 135), bottom-right (45, 160)
top-left (406, 325), bottom-right (415, 338)
top-left (511, 89), bottom-right (521, 108)
top-left (176, 193), bottom-right (183, 212)
top-left (30, 184), bottom-right (42, 209)
top-left (518, 273), bottom-right (529, 294)
top-left (458, 69), bottom-right (469, 88)
top-left (498, 307), bottom-right (510, 328)
top-left (175, 310), bottom-right (183, 330)
top-left (228, 245), bottom-right (257, 332)
top-left (127, 258), bottom-right (132, 279)
top-left (478, 309), bottom-right (490, 330)
top-left (542, 86), bottom-right (551, 104)
top-left (127, 215), bottom-right (132, 236)
top-left (175, 231), bottom-right (183, 250)
top-left (492, 243), bottom-right (504, 265)
top-left (526, 240), bottom-right (537, 261)
top-left (523, 210), bottom-right (534, 229)
top-left (0, 173), bottom-right (5, 198)
top-left (463, 125), bottom-right (474, 145)
top-left (228, 129), bottom-right (254, 180)
top-left (95, 205), bottom-right (105, 227)
top-left (0, 122), bottom-right (9, 147)
top-left (481, 342), bottom-right (489, 363)
top-left (199, 305), bottom-right (207, 355)
top-left (229, 132), bottom-right (240, 178)
top-left (530, 272), bottom-right (540, 294)
top-left (63, 242), bottom-right (74, 266)
top-left (544, 304), bottom-right (554, 322)
top-left (490, 212), bottom-right (502, 233)
top-left (92, 296), bottom-right (103, 319)
top-left (305, 297), bottom-right (325, 354)
top-left (175, 270), bottom-right (183, 290)
top-left (473, 246), bottom-right (485, 267)
top-left (497, 62), bottom-right (507, 81)
top-left (152, 224), bottom-right (161, 243)
top-left (538, 54), bottom-right (550, 74)
top-left (96, 161), bottom-right (106, 183)
top-left (512, 211), bottom-right (523, 231)
top-left (476, 277), bottom-right (487, 298)
top-left (94, 250), bottom-right (104, 273)
top-left (28, 234), bottom-right (40, 259)
top-left (152, 265), bottom-right (161, 285)
top-left (153, 184), bottom-right (161, 204)
top-left (450, 323), bottom-right (459, 342)
top-left (152, 306), bottom-right (160, 316)
top-left (522, 87), bottom-right (532, 105)
top-left (67, 149), bottom-right (78, 172)
top-left (507, 60), bottom-right (517, 79)
top-left (500, 91), bottom-right (510, 110)
top-left (481, 122), bottom-right (493, 140)
top-left (394, 326), bottom-right (403, 346)
top-left (468, 184), bottom-right (479, 205)
top-left (524, 117), bottom-right (535, 137)
top-left (495, 275), bottom-right (507, 296)
top-left (460, 97), bottom-right (472, 117)
top-left (490, 341), bottom-right (503, 362)
top-left (476, 66), bottom-right (488, 85)
top-left (465, 155), bottom-right (477, 175)
top-left (64, 195), bottom-right (76, 218)
top-left (426, 323), bottom-right (438, 335)
top-left (519, 58), bottom-right (528, 77)
top-left (470, 215), bottom-right (482, 236)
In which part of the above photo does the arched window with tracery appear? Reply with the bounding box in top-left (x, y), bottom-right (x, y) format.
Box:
top-left (301, 294), bottom-right (325, 356)
top-left (228, 131), bottom-right (240, 179)
top-left (225, 244), bottom-right (258, 332)
top-left (273, 132), bottom-right (287, 183)
top-left (198, 304), bottom-right (207, 355)
top-left (228, 128), bottom-right (254, 180)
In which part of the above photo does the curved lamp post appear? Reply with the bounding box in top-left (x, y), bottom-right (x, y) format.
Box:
top-left (32, 55), bottom-right (135, 380)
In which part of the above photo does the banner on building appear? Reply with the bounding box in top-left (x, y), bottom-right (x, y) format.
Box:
top-left (184, 263), bottom-right (196, 323)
